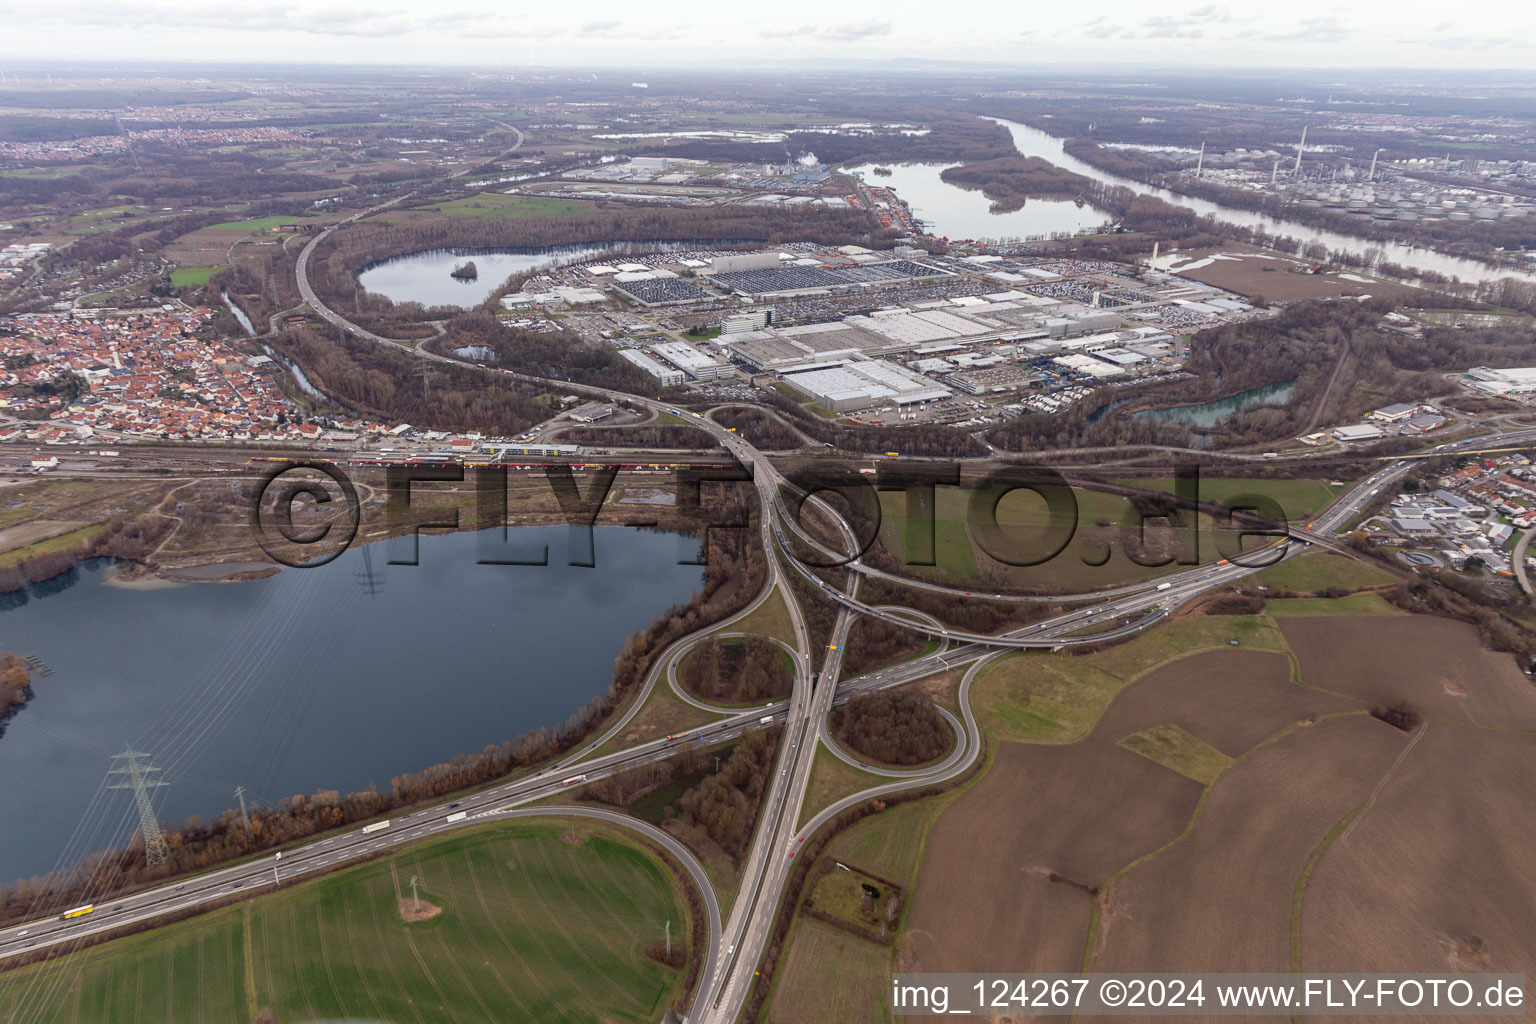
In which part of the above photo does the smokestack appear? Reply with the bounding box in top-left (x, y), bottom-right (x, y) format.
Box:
top-left (1293, 126), bottom-right (1307, 175)
top-left (1152, 241), bottom-right (1160, 269)
top-left (1195, 141), bottom-right (1205, 178)
top-left (1368, 149), bottom-right (1380, 181)
top-left (1271, 158), bottom-right (1279, 184)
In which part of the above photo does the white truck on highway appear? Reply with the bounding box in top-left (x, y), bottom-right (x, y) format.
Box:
top-left (361, 820), bottom-right (391, 834)
top-left (1155, 582), bottom-right (1173, 591)
top-left (561, 774), bottom-right (588, 788)
top-left (446, 811), bottom-right (468, 823)
top-left (759, 715), bottom-right (774, 725)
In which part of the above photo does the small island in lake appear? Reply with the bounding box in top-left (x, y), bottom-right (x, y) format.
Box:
top-left (0, 653), bottom-right (33, 739)
top-left (450, 260), bottom-right (479, 280)
top-left (871, 166), bottom-right (893, 176)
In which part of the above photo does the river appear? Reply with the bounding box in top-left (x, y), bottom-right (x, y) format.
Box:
top-left (844, 163), bottom-right (1110, 241)
top-left (989, 118), bottom-right (1535, 286)
top-left (220, 290), bottom-right (256, 336)
top-left (0, 526), bottom-right (703, 881)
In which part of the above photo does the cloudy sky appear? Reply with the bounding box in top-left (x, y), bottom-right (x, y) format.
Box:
top-left (1, 0), bottom-right (1532, 70)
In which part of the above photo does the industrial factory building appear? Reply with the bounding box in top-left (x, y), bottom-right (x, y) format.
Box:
top-left (619, 348), bottom-right (684, 387)
top-left (709, 252), bottom-right (782, 274)
top-left (652, 341), bottom-right (733, 381)
top-left (722, 307), bottom-right (776, 334)
top-left (1463, 366), bottom-right (1536, 398)
top-left (779, 360), bottom-right (952, 413)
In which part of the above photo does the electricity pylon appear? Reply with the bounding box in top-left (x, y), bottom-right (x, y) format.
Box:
top-left (108, 748), bottom-right (170, 867)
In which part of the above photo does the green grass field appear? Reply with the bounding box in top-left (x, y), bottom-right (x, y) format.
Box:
top-left (764, 916), bottom-right (893, 1024)
top-left (1126, 477), bottom-right (1347, 521)
top-left (722, 586), bottom-right (797, 647)
top-left (1257, 552), bottom-right (1396, 592)
top-left (170, 266), bottom-right (218, 287)
top-left (1118, 724), bottom-right (1233, 784)
top-left (874, 485), bottom-right (1282, 593)
top-left (972, 653), bottom-right (1127, 744)
top-left (205, 216), bottom-right (306, 232)
top-left (427, 194), bottom-right (592, 218)
top-left (798, 748), bottom-right (886, 830)
top-left (1081, 614), bottom-right (1290, 682)
top-left (0, 166), bottom-right (89, 179)
top-left (0, 821), bottom-right (690, 1024)
top-left (1265, 593), bottom-right (1405, 616)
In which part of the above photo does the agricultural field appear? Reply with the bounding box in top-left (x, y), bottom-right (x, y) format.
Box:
top-left (1277, 614), bottom-right (1536, 728)
top-left (891, 610), bottom-right (1536, 1001)
top-left (0, 821), bottom-right (692, 1024)
top-left (764, 917), bottom-right (893, 1024)
top-left (767, 789), bottom-right (966, 1024)
top-left (1165, 247), bottom-right (1428, 304)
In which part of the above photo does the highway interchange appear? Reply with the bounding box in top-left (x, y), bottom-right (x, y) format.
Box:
top-left (7, 133), bottom-right (1536, 1020)
top-left (4, 410), bottom-right (1523, 1021)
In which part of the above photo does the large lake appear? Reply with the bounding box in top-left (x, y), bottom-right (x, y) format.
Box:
top-left (0, 526), bottom-right (703, 881)
top-left (845, 163), bottom-right (1109, 242)
top-left (357, 244), bottom-right (615, 308)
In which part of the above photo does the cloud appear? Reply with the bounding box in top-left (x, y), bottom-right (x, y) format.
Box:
top-left (1398, 28), bottom-right (1525, 49)
top-left (1141, 15), bottom-right (1205, 39)
top-left (8, 2), bottom-right (429, 38)
top-left (1187, 4), bottom-right (1234, 24)
top-left (820, 19), bottom-right (891, 41)
top-left (1083, 17), bottom-right (1133, 39)
top-left (1274, 15), bottom-right (1354, 43)
top-left (758, 19), bottom-right (892, 42)
top-left (578, 19), bottom-right (624, 37)
top-left (759, 24), bottom-right (816, 39)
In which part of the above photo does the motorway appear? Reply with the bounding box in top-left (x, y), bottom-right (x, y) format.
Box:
top-left (6, 349), bottom-right (1524, 1023)
top-left (10, 126), bottom-right (1536, 1022)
